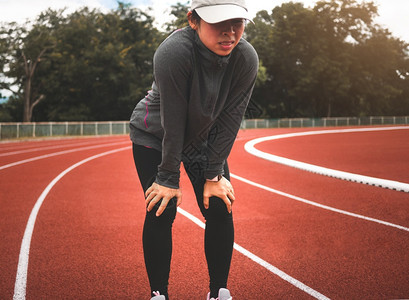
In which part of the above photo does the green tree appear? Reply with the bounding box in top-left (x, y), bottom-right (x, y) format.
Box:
top-left (349, 28), bottom-right (409, 116)
top-left (312, 0), bottom-right (378, 117)
top-left (244, 10), bottom-right (278, 117)
top-left (0, 16), bottom-right (57, 122)
top-left (1, 4), bottom-right (162, 122)
top-left (34, 5), bottom-right (162, 121)
top-left (2, 0), bottom-right (408, 122)
top-left (165, 2), bottom-right (189, 33)
top-left (246, 0), bottom-right (408, 118)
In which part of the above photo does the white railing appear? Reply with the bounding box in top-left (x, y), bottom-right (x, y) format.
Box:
top-left (0, 121), bottom-right (129, 140)
top-left (240, 116), bottom-right (409, 129)
top-left (1, 116), bottom-right (408, 140)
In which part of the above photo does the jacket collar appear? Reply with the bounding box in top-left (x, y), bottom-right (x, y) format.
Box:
top-left (191, 28), bottom-right (231, 69)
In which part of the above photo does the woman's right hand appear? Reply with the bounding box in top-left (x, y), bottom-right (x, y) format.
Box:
top-left (145, 182), bottom-right (182, 217)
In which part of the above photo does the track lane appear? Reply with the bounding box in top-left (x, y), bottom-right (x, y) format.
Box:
top-left (0, 136), bottom-right (128, 153)
top-left (8, 138), bottom-right (330, 299)
top-left (228, 128), bottom-right (409, 298)
top-left (16, 146), bottom-right (324, 299)
top-left (229, 175), bottom-right (409, 299)
top-left (231, 129), bottom-right (409, 228)
top-left (0, 136), bottom-right (129, 167)
top-left (23, 148), bottom-right (145, 299)
top-left (0, 139), bottom-right (124, 157)
top-left (2, 128), bottom-right (409, 299)
top-left (254, 126), bottom-right (409, 183)
top-left (175, 176), bottom-right (329, 299)
top-left (0, 137), bottom-right (132, 299)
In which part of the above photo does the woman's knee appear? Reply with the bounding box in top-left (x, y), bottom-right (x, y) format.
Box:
top-left (145, 197), bottom-right (178, 226)
top-left (201, 196), bottom-right (233, 222)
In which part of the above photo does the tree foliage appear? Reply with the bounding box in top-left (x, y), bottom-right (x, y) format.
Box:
top-left (0, 17), bottom-right (57, 121)
top-left (165, 2), bottom-right (190, 33)
top-left (245, 0), bottom-right (409, 118)
top-left (1, 3), bottom-right (163, 122)
top-left (1, 0), bottom-right (408, 122)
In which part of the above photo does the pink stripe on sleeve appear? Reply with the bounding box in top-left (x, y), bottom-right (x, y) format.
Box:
top-left (144, 91), bottom-right (152, 129)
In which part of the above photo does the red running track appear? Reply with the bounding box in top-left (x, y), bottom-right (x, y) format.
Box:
top-left (1, 126), bottom-right (408, 299)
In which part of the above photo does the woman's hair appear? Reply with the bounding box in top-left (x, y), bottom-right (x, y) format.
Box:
top-left (190, 10), bottom-right (202, 27)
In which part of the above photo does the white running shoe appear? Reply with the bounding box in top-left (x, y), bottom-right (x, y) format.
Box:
top-left (151, 291), bottom-right (166, 300)
top-left (206, 288), bottom-right (232, 300)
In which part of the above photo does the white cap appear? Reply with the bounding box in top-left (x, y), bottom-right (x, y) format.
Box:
top-left (191, 0), bottom-right (251, 24)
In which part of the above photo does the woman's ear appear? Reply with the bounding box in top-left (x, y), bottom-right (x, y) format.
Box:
top-left (187, 11), bottom-right (198, 30)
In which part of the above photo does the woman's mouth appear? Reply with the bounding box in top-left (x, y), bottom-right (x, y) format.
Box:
top-left (219, 41), bottom-right (234, 50)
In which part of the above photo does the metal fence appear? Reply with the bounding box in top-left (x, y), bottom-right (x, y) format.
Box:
top-left (241, 116), bottom-right (409, 129)
top-left (1, 116), bottom-right (408, 140)
top-left (0, 121), bottom-right (130, 140)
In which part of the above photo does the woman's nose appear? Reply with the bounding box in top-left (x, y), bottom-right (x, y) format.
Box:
top-left (222, 22), bottom-right (235, 34)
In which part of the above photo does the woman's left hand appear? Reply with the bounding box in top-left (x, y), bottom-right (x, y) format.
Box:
top-left (203, 176), bottom-right (235, 213)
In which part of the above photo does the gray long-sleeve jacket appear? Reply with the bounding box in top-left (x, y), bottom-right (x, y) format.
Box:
top-left (130, 26), bottom-right (258, 189)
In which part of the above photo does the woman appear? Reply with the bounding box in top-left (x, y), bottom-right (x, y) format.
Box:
top-left (129, 0), bottom-right (258, 299)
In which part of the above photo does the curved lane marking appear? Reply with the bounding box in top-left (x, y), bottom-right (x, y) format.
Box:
top-left (14, 146), bottom-right (329, 300)
top-left (177, 207), bottom-right (330, 300)
top-left (0, 139), bottom-right (123, 157)
top-left (244, 126), bottom-right (409, 193)
top-left (12, 127), bottom-right (409, 299)
top-left (1, 141), bottom-right (130, 171)
top-left (230, 173), bottom-right (409, 233)
top-left (13, 146), bottom-right (131, 300)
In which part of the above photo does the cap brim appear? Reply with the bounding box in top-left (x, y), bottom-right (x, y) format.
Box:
top-left (195, 4), bottom-right (253, 24)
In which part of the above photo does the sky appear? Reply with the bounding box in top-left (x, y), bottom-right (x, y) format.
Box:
top-left (0, 0), bottom-right (408, 42)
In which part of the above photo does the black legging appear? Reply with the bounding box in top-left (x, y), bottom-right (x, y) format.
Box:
top-left (133, 144), bottom-right (234, 299)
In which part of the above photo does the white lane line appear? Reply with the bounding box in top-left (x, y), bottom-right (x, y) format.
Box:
top-left (0, 139), bottom-right (124, 157)
top-left (244, 126), bottom-right (409, 193)
top-left (13, 146), bottom-right (131, 300)
top-left (230, 173), bottom-right (409, 232)
top-left (12, 142), bottom-right (330, 300)
top-left (177, 207), bottom-right (330, 300)
top-left (1, 141), bottom-right (130, 171)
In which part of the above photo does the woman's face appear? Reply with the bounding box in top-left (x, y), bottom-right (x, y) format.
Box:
top-left (189, 14), bottom-right (245, 56)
